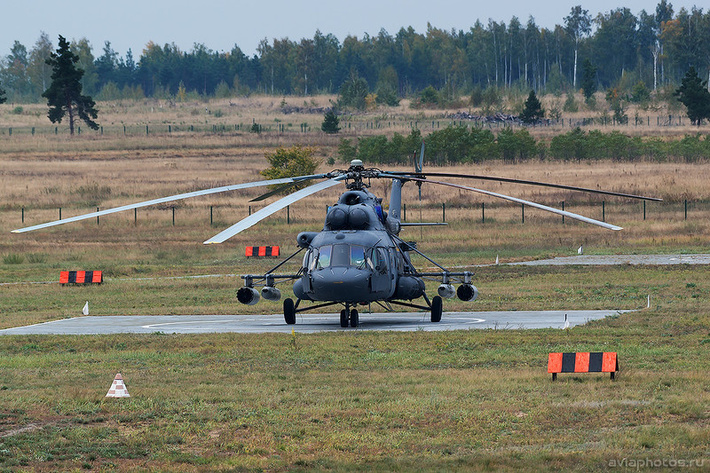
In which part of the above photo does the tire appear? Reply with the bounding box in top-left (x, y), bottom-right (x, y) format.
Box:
top-left (431, 296), bottom-right (443, 323)
top-left (340, 309), bottom-right (349, 328)
top-left (284, 298), bottom-right (296, 325)
top-left (349, 309), bottom-right (359, 328)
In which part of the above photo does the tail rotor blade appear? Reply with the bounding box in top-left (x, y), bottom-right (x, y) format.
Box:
top-left (416, 141), bottom-right (425, 173)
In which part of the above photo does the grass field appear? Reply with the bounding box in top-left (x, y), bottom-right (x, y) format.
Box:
top-left (0, 98), bottom-right (709, 471)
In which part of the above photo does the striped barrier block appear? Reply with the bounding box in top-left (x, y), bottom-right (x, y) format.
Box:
top-left (60, 270), bottom-right (103, 285)
top-left (548, 352), bottom-right (618, 381)
top-left (245, 246), bottom-right (280, 257)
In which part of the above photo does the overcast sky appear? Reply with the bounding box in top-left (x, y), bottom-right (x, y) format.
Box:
top-left (2, 1), bottom-right (704, 59)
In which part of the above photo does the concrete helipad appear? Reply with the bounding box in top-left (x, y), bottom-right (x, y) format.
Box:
top-left (0, 310), bottom-right (628, 335)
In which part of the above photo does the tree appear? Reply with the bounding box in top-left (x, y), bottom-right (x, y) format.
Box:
top-left (260, 146), bottom-right (320, 191)
top-left (42, 35), bottom-right (99, 135)
top-left (674, 66), bottom-right (710, 126)
top-left (0, 82), bottom-right (6, 103)
top-left (580, 59), bottom-right (597, 101)
top-left (2, 41), bottom-right (30, 98)
top-left (321, 108), bottom-right (340, 134)
top-left (28, 32), bottom-right (53, 96)
top-left (564, 6), bottom-right (591, 89)
top-left (520, 90), bottom-right (545, 124)
top-left (338, 72), bottom-right (369, 110)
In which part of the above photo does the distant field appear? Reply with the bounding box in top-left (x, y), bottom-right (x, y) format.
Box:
top-left (0, 99), bottom-right (708, 471)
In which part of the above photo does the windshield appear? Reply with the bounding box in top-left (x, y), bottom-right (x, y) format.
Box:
top-left (314, 244), bottom-right (367, 269)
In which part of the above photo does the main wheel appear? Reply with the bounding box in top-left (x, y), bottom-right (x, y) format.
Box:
top-left (431, 296), bottom-right (443, 323)
top-left (284, 298), bottom-right (296, 325)
top-left (349, 309), bottom-right (359, 328)
top-left (340, 309), bottom-right (349, 328)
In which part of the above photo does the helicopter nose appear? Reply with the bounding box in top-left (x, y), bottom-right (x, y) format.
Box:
top-left (310, 267), bottom-right (370, 302)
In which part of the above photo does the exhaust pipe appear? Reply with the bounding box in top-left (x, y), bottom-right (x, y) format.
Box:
top-left (261, 285), bottom-right (282, 301)
top-left (457, 284), bottom-right (478, 302)
top-left (237, 286), bottom-right (260, 305)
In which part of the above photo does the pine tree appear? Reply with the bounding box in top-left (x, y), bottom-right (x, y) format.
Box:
top-left (42, 35), bottom-right (99, 135)
top-left (520, 90), bottom-right (545, 124)
top-left (321, 108), bottom-right (340, 134)
top-left (581, 59), bottom-right (597, 102)
top-left (674, 66), bottom-right (710, 126)
top-left (0, 83), bottom-right (6, 104)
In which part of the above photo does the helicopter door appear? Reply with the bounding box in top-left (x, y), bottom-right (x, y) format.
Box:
top-left (370, 247), bottom-right (390, 294)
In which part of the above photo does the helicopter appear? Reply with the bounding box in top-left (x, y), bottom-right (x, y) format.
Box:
top-left (12, 147), bottom-right (661, 328)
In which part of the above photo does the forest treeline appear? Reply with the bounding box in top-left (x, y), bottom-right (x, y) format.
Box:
top-left (342, 126), bottom-right (710, 166)
top-left (1, 2), bottom-right (709, 103)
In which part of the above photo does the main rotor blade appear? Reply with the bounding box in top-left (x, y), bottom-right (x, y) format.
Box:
top-left (250, 175), bottom-right (322, 202)
top-left (204, 176), bottom-right (346, 244)
top-left (385, 171), bottom-right (662, 202)
top-left (403, 177), bottom-right (623, 231)
top-left (11, 175), bottom-right (328, 234)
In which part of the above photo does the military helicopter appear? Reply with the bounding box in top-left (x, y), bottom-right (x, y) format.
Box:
top-left (12, 148), bottom-right (661, 328)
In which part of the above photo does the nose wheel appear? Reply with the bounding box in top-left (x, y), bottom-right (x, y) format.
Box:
top-left (340, 305), bottom-right (359, 328)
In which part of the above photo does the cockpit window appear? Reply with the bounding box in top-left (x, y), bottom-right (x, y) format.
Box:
top-left (316, 245), bottom-right (332, 269)
top-left (312, 244), bottom-right (367, 269)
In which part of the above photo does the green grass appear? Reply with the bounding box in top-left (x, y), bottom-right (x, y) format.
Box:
top-left (1, 130), bottom-right (709, 471)
top-left (0, 263), bottom-right (708, 471)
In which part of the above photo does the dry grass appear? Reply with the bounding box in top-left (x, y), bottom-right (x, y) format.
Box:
top-left (0, 100), bottom-right (709, 472)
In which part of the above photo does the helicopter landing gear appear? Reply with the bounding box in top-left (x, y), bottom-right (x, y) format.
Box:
top-left (339, 304), bottom-right (359, 328)
top-left (284, 298), bottom-right (296, 325)
top-left (431, 296), bottom-right (443, 323)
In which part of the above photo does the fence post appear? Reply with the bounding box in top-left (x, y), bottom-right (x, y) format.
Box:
top-left (521, 204), bottom-right (525, 224)
top-left (59, 207), bottom-right (62, 220)
top-left (684, 200), bottom-right (687, 220)
top-left (287, 205), bottom-right (290, 224)
top-left (210, 205), bottom-right (213, 225)
top-left (561, 201), bottom-right (565, 224)
top-left (134, 208), bottom-right (137, 224)
top-left (643, 201), bottom-right (646, 220)
top-left (602, 201), bottom-right (605, 222)
top-left (442, 202), bottom-right (446, 223)
top-left (172, 206), bottom-right (175, 226)
top-left (21, 207), bottom-right (24, 223)
top-left (403, 203), bottom-right (407, 221)
top-left (482, 202), bottom-right (485, 223)
top-left (97, 207), bottom-right (100, 225)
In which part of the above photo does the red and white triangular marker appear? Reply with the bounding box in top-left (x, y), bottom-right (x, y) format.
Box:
top-left (105, 373), bottom-right (130, 398)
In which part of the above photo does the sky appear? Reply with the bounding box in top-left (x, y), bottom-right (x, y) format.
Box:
top-left (2, 1), bottom-right (705, 59)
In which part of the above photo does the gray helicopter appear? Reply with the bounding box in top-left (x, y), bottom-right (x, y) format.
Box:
top-left (12, 149), bottom-right (660, 328)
